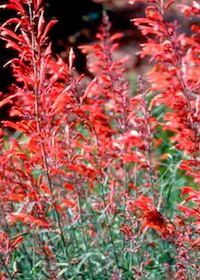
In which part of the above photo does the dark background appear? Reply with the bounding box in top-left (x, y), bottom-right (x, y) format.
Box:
top-left (0, 0), bottom-right (143, 93)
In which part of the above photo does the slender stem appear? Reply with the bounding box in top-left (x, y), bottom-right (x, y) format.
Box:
top-left (160, 0), bottom-right (164, 15)
top-left (142, 92), bottom-right (156, 204)
top-left (0, 254), bottom-right (14, 280)
top-left (129, 240), bottom-right (133, 272)
top-left (99, 171), bottom-right (119, 269)
top-left (32, 232), bottom-right (36, 275)
top-left (74, 181), bottom-right (94, 279)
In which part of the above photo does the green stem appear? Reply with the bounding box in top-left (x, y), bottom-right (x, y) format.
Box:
top-left (100, 177), bottom-right (119, 270)
top-left (75, 182), bottom-right (94, 279)
top-left (0, 254), bottom-right (14, 280)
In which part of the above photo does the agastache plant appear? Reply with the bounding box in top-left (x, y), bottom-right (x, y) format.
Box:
top-left (0, 0), bottom-right (200, 279)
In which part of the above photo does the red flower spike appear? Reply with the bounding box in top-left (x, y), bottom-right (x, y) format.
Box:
top-left (7, 213), bottom-right (51, 228)
top-left (12, 236), bottom-right (23, 249)
top-left (131, 196), bottom-right (176, 240)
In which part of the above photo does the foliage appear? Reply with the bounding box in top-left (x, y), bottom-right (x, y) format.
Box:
top-left (0, 0), bottom-right (200, 279)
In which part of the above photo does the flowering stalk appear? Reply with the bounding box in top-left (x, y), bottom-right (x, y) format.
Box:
top-left (26, 3), bottom-right (71, 267)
